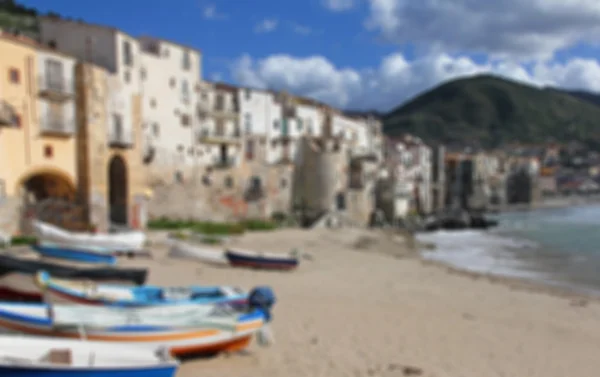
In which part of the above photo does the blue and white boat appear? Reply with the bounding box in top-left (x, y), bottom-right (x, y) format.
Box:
top-left (31, 242), bottom-right (116, 265)
top-left (0, 335), bottom-right (178, 377)
top-left (35, 271), bottom-right (249, 308)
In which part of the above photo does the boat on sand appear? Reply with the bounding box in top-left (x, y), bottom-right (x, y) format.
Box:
top-left (31, 242), bottom-right (117, 265)
top-left (168, 239), bottom-right (227, 266)
top-left (0, 253), bottom-right (147, 302)
top-left (0, 287), bottom-right (276, 357)
top-left (0, 335), bottom-right (179, 377)
top-left (35, 271), bottom-right (248, 307)
top-left (31, 220), bottom-right (147, 253)
top-left (225, 248), bottom-right (299, 271)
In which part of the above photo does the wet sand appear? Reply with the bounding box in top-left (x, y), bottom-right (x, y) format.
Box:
top-left (119, 227), bottom-right (600, 377)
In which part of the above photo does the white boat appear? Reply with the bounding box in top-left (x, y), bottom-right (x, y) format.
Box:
top-left (168, 239), bottom-right (227, 265)
top-left (0, 335), bottom-right (179, 376)
top-left (0, 292), bottom-right (275, 357)
top-left (32, 221), bottom-right (146, 253)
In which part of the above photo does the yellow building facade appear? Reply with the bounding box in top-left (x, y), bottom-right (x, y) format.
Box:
top-left (0, 33), bottom-right (148, 235)
top-left (75, 63), bottom-right (148, 232)
top-left (0, 33), bottom-right (78, 234)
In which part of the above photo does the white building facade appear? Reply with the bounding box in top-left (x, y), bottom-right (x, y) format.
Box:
top-left (138, 37), bottom-right (201, 169)
top-left (38, 17), bottom-right (141, 147)
top-left (36, 48), bottom-right (76, 137)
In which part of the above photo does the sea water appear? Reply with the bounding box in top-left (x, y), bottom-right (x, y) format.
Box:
top-left (416, 205), bottom-right (600, 296)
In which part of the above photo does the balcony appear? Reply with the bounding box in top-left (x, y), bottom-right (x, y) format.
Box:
top-left (212, 155), bottom-right (237, 169)
top-left (38, 76), bottom-right (74, 102)
top-left (0, 101), bottom-right (16, 127)
top-left (197, 128), bottom-right (242, 145)
top-left (109, 119), bottom-right (133, 148)
top-left (212, 104), bottom-right (238, 119)
top-left (40, 115), bottom-right (75, 136)
top-left (350, 146), bottom-right (378, 162)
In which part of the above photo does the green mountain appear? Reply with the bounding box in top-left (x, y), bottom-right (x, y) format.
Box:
top-left (0, 0), bottom-right (40, 38)
top-left (382, 75), bottom-right (600, 149)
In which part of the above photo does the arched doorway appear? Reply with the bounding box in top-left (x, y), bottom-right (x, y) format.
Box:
top-left (108, 155), bottom-right (129, 225)
top-left (19, 169), bottom-right (78, 231)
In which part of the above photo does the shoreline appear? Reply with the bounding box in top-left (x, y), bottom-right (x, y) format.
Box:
top-left (416, 256), bottom-right (597, 305)
top-left (489, 194), bottom-right (600, 213)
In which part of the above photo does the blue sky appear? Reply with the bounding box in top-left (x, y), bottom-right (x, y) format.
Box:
top-left (18, 0), bottom-right (600, 111)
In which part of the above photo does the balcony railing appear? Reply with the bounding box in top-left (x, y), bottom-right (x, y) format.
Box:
top-left (109, 125), bottom-right (134, 148)
top-left (38, 76), bottom-right (74, 101)
top-left (197, 128), bottom-right (242, 144)
top-left (212, 155), bottom-right (237, 169)
top-left (350, 146), bottom-right (378, 162)
top-left (40, 115), bottom-right (75, 136)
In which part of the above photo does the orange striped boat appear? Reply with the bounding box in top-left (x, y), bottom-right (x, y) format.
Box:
top-left (0, 288), bottom-right (275, 358)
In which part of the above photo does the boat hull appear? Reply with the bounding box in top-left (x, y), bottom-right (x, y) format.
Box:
top-left (32, 221), bottom-right (146, 252)
top-left (0, 304), bottom-right (265, 357)
top-left (32, 244), bottom-right (116, 265)
top-left (225, 250), bottom-right (298, 270)
top-left (0, 365), bottom-right (177, 377)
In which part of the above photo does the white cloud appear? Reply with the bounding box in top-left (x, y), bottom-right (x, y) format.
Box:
top-left (323, 0), bottom-right (356, 11)
top-left (203, 4), bottom-right (227, 20)
top-left (365, 0), bottom-right (600, 60)
top-left (291, 23), bottom-right (313, 35)
top-left (231, 52), bottom-right (600, 111)
top-left (254, 19), bottom-right (278, 34)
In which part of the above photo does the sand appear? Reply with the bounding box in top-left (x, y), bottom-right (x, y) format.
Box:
top-left (124, 228), bottom-right (600, 377)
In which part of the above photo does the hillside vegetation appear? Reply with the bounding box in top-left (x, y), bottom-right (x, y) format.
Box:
top-left (383, 75), bottom-right (600, 149)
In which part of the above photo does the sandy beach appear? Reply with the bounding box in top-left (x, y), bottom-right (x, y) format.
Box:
top-left (120, 228), bottom-right (600, 377)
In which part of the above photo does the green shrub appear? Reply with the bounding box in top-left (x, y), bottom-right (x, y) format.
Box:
top-left (241, 219), bottom-right (278, 231)
top-left (148, 217), bottom-right (278, 234)
top-left (10, 236), bottom-right (37, 246)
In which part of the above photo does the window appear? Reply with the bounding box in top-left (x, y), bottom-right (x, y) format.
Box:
top-left (182, 50), bottom-right (191, 70)
top-left (140, 68), bottom-right (146, 80)
top-left (188, 147), bottom-right (194, 155)
top-left (244, 113), bottom-right (252, 134)
top-left (45, 59), bottom-right (63, 90)
top-left (124, 70), bottom-right (130, 83)
top-left (297, 118), bottom-right (303, 131)
top-left (245, 140), bottom-right (255, 161)
top-left (181, 80), bottom-right (189, 102)
top-left (152, 123), bottom-right (160, 136)
top-left (8, 68), bottom-right (19, 84)
top-left (224, 176), bottom-right (234, 188)
top-left (122, 40), bottom-right (133, 66)
top-left (215, 94), bottom-right (224, 111)
top-left (177, 144), bottom-right (184, 152)
top-left (112, 114), bottom-right (123, 138)
top-left (181, 114), bottom-right (190, 126)
top-left (150, 98), bottom-right (156, 108)
top-left (47, 40), bottom-right (57, 49)
top-left (163, 48), bottom-right (169, 57)
top-left (44, 145), bottom-right (53, 158)
top-left (280, 178), bottom-right (287, 188)
top-left (273, 119), bottom-right (279, 129)
top-left (169, 77), bottom-right (176, 88)
top-left (307, 119), bottom-right (313, 134)
top-left (244, 89), bottom-right (251, 100)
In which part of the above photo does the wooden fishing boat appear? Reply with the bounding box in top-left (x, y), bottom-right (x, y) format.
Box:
top-left (0, 253), bottom-right (147, 302)
top-left (31, 221), bottom-right (146, 253)
top-left (168, 240), bottom-right (227, 266)
top-left (0, 335), bottom-right (178, 376)
top-left (225, 248), bottom-right (299, 270)
top-left (35, 271), bottom-right (248, 307)
top-left (31, 242), bottom-right (117, 265)
top-left (0, 287), bottom-right (276, 357)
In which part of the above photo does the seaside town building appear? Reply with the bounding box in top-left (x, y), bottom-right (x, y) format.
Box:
top-left (0, 31), bottom-right (77, 234)
top-left (138, 36), bottom-right (203, 179)
top-left (36, 18), bottom-right (149, 229)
